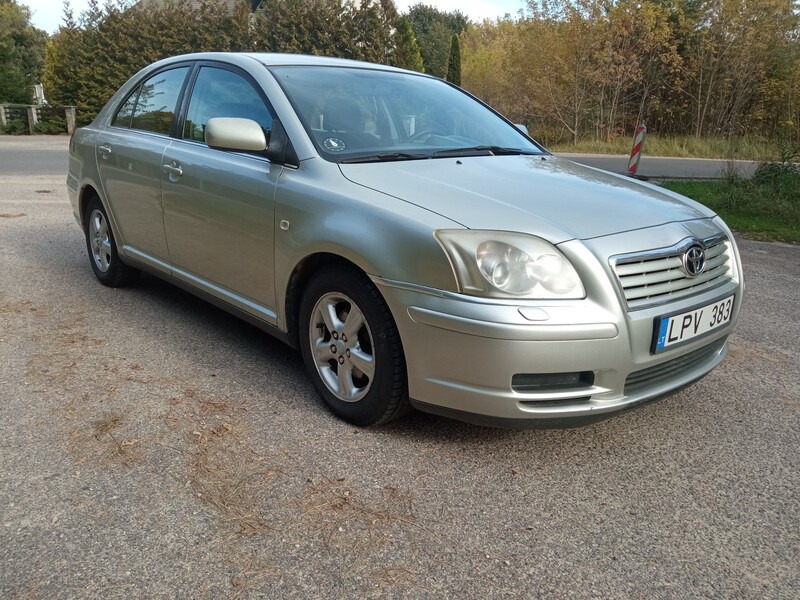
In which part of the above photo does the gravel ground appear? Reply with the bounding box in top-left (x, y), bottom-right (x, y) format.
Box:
top-left (0, 137), bottom-right (798, 598)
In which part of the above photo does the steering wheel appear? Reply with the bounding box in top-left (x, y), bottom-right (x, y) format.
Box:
top-left (407, 129), bottom-right (445, 143)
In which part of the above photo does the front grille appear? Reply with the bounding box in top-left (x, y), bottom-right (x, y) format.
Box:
top-left (612, 235), bottom-right (733, 310)
top-left (624, 339), bottom-right (726, 395)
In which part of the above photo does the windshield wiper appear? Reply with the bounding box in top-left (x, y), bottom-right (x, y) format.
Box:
top-left (340, 152), bottom-right (429, 164)
top-left (431, 146), bottom-right (540, 158)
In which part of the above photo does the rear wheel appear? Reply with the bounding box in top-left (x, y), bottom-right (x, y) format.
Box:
top-left (299, 265), bottom-right (408, 426)
top-left (85, 195), bottom-right (139, 287)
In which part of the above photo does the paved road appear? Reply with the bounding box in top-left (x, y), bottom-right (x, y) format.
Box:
top-left (1, 137), bottom-right (798, 598)
top-left (0, 136), bottom-right (759, 179)
top-left (558, 152), bottom-right (760, 179)
top-left (0, 136), bottom-right (70, 177)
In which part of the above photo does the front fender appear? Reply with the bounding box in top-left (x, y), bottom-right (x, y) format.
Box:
top-left (273, 159), bottom-right (461, 328)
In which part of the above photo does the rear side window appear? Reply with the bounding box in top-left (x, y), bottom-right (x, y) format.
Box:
top-left (112, 66), bottom-right (189, 135)
top-left (183, 66), bottom-right (273, 143)
top-left (112, 92), bottom-right (137, 128)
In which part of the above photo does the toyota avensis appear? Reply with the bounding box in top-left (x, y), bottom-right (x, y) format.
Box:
top-left (68, 53), bottom-right (743, 428)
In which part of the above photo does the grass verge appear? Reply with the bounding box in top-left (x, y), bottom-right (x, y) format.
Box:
top-left (548, 135), bottom-right (778, 160)
top-left (661, 163), bottom-right (800, 244)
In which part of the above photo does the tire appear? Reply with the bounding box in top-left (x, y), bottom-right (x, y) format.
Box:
top-left (299, 264), bottom-right (409, 426)
top-left (84, 195), bottom-right (140, 287)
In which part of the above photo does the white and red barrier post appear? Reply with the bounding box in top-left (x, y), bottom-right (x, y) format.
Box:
top-left (627, 123), bottom-right (647, 177)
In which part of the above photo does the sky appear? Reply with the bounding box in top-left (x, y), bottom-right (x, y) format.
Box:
top-left (23, 0), bottom-right (528, 35)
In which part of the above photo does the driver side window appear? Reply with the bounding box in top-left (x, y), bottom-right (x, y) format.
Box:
top-left (184, 67), bottom-right (273, 145)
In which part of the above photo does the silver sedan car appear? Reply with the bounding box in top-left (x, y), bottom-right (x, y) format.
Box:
top-left (68, 52), bottom-right (743, 427)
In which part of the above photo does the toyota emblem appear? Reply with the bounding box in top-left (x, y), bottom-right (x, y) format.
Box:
top-left (683, 244), bottom-right (706, 277)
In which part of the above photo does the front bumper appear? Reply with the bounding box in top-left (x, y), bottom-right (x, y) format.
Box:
top-left (373, 236), bottom-right (742, 428)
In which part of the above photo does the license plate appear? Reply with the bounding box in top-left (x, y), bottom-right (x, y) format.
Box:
top-left (652, 295), bottom-right (735, 353)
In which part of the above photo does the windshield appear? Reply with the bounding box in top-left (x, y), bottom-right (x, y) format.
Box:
top-left (269, 65), bottom-right (544, 162)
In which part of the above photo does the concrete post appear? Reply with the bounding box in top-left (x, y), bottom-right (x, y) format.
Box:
top-left (0, 105), bottom-right (7, 129)
top-left (26, 105), bottom-right (39, 135)
top-left (65, 106), bottom-right (76, 135)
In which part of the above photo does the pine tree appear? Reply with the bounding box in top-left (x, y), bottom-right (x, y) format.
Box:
top-left (446, 33), bottom-right (461, 85)
top-left (392, 17), bottom-right (424, 72)
top-left (406, 4), bottom-right (467, 78)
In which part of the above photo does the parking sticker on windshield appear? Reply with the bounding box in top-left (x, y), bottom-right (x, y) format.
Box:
top-left (323, 137), bottom-right (346, 152)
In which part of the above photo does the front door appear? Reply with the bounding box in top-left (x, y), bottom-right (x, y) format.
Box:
top-left (161, 65), bottom-right (281, 324)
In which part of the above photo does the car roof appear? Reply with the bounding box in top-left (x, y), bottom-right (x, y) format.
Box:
top-left (154, 51), bottom-right (414, 74)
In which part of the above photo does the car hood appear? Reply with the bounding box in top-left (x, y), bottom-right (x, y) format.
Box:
top-left (338, 155), bottom-right (714, 244)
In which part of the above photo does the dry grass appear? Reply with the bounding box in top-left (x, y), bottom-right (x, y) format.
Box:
top-left (180, 397), bottom-right (282, 536)
top-left (0, 299), bottom-right (44, 316)
top-left (547, 134), bottom-right (777, 161)
top-left (298, 476), bottom-right (417, 534)
top-left (65, 410), bottom-right (144, 468)
top-left (366, 565), bottom-right (420, 592)
top-left (294, 475), bottom-right (422, 583)
top-left (227, 554), bottom-right (279, 598)
top-left (163, 387), bottom-right (280, 537)
top-left (11, 585), bottom-right (40, 600)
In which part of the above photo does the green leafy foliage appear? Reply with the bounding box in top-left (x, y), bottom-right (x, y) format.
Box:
top-left (662, 159), bottom-right (800, 243)
top-left (34, 117), bottom-right (67, 134)
top-left (392, 17), bottom-right (424, 72)
top-left (406, 3), bottom-right (467, 78)
top-left (462, 0), bottom-right (800, 147)
top-left (0, 0), bottom-right (49, 103)
top-left (0, 117), bottom-right (27, 134)
top-left (43, 0), bottom-right (423, 125)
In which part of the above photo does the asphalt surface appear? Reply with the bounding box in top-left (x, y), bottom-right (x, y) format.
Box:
top-left (1, 136), bottom-right (798, 598)
top-left (0, 135), bottom-right (760, 180)
top-left (558, 153), bottom-right (760, 179)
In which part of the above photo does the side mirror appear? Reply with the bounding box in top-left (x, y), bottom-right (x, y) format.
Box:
top-left (205, 117), bottom-right (267, 152)
top-left (515, 123), bottom-right (529, 136)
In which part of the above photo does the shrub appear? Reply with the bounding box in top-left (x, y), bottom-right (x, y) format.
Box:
top-left (0, 118), bottom-right (28, 135)
top-left (34, 115), bottom-right (67, 134)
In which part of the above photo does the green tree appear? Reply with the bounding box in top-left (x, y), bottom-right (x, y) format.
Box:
top-left (42, 2), bottom-right (81, 108)
top-left (0, 0), bottom-right (49, 104)
top-left (43, 0), bottom-right (408, 123)
top-left (446, 33), bottom-right (460, 85)
top-left (461, 19), bottom-right (515, 110)
top-left (352, 0), bottom-right (394, 63)
top-left (254, 0), bottom-right (359, 57)
top-left (676, 0), bottom-right (800, 139)
top-left (589, 0), bottom-right (680, 140)
top-left (391, 16), bottom-right (424, 71)
top-left (407, 3), bottom-right (467, 78)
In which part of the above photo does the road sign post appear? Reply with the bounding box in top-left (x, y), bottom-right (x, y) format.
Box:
top-left (627, 123), bottom-right (647, 177)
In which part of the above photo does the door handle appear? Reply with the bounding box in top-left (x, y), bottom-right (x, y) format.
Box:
top-left (98, 144), bottom-right (111, 159)
top-left (161, 162), bottom-right (183, 178)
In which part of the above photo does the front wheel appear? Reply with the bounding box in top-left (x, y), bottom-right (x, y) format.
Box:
top-left (299, 265), bottom-right (408, 426)
top-left (84, 195), bottom-right (139, 287)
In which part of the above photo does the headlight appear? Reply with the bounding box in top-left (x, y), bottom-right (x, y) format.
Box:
top-left (435, 230), bottom-right (585, 299)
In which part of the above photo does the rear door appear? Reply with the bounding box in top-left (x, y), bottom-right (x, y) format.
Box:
top-left (161, 63), bottom-right (281, 324)
top-left (95, 65), bottom-right (191, 269)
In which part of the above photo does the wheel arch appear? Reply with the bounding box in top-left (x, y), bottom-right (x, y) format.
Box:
top-left (78, 183), bottom-right (103, 230)
top-left (284, 252), bottom-right (370, 348)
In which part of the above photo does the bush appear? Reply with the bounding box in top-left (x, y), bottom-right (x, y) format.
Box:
top-left (0, 117), bottom-right (28, 135)
top-left (34, 115), bottom-right (67, 134)
top-left (662, 144), bottom-right (800, 243)
top-left (713, 162), bottom-right (800, 226)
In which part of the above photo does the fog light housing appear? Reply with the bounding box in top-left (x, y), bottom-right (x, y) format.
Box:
top-left (511, 371), bottom-right (594, 393)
